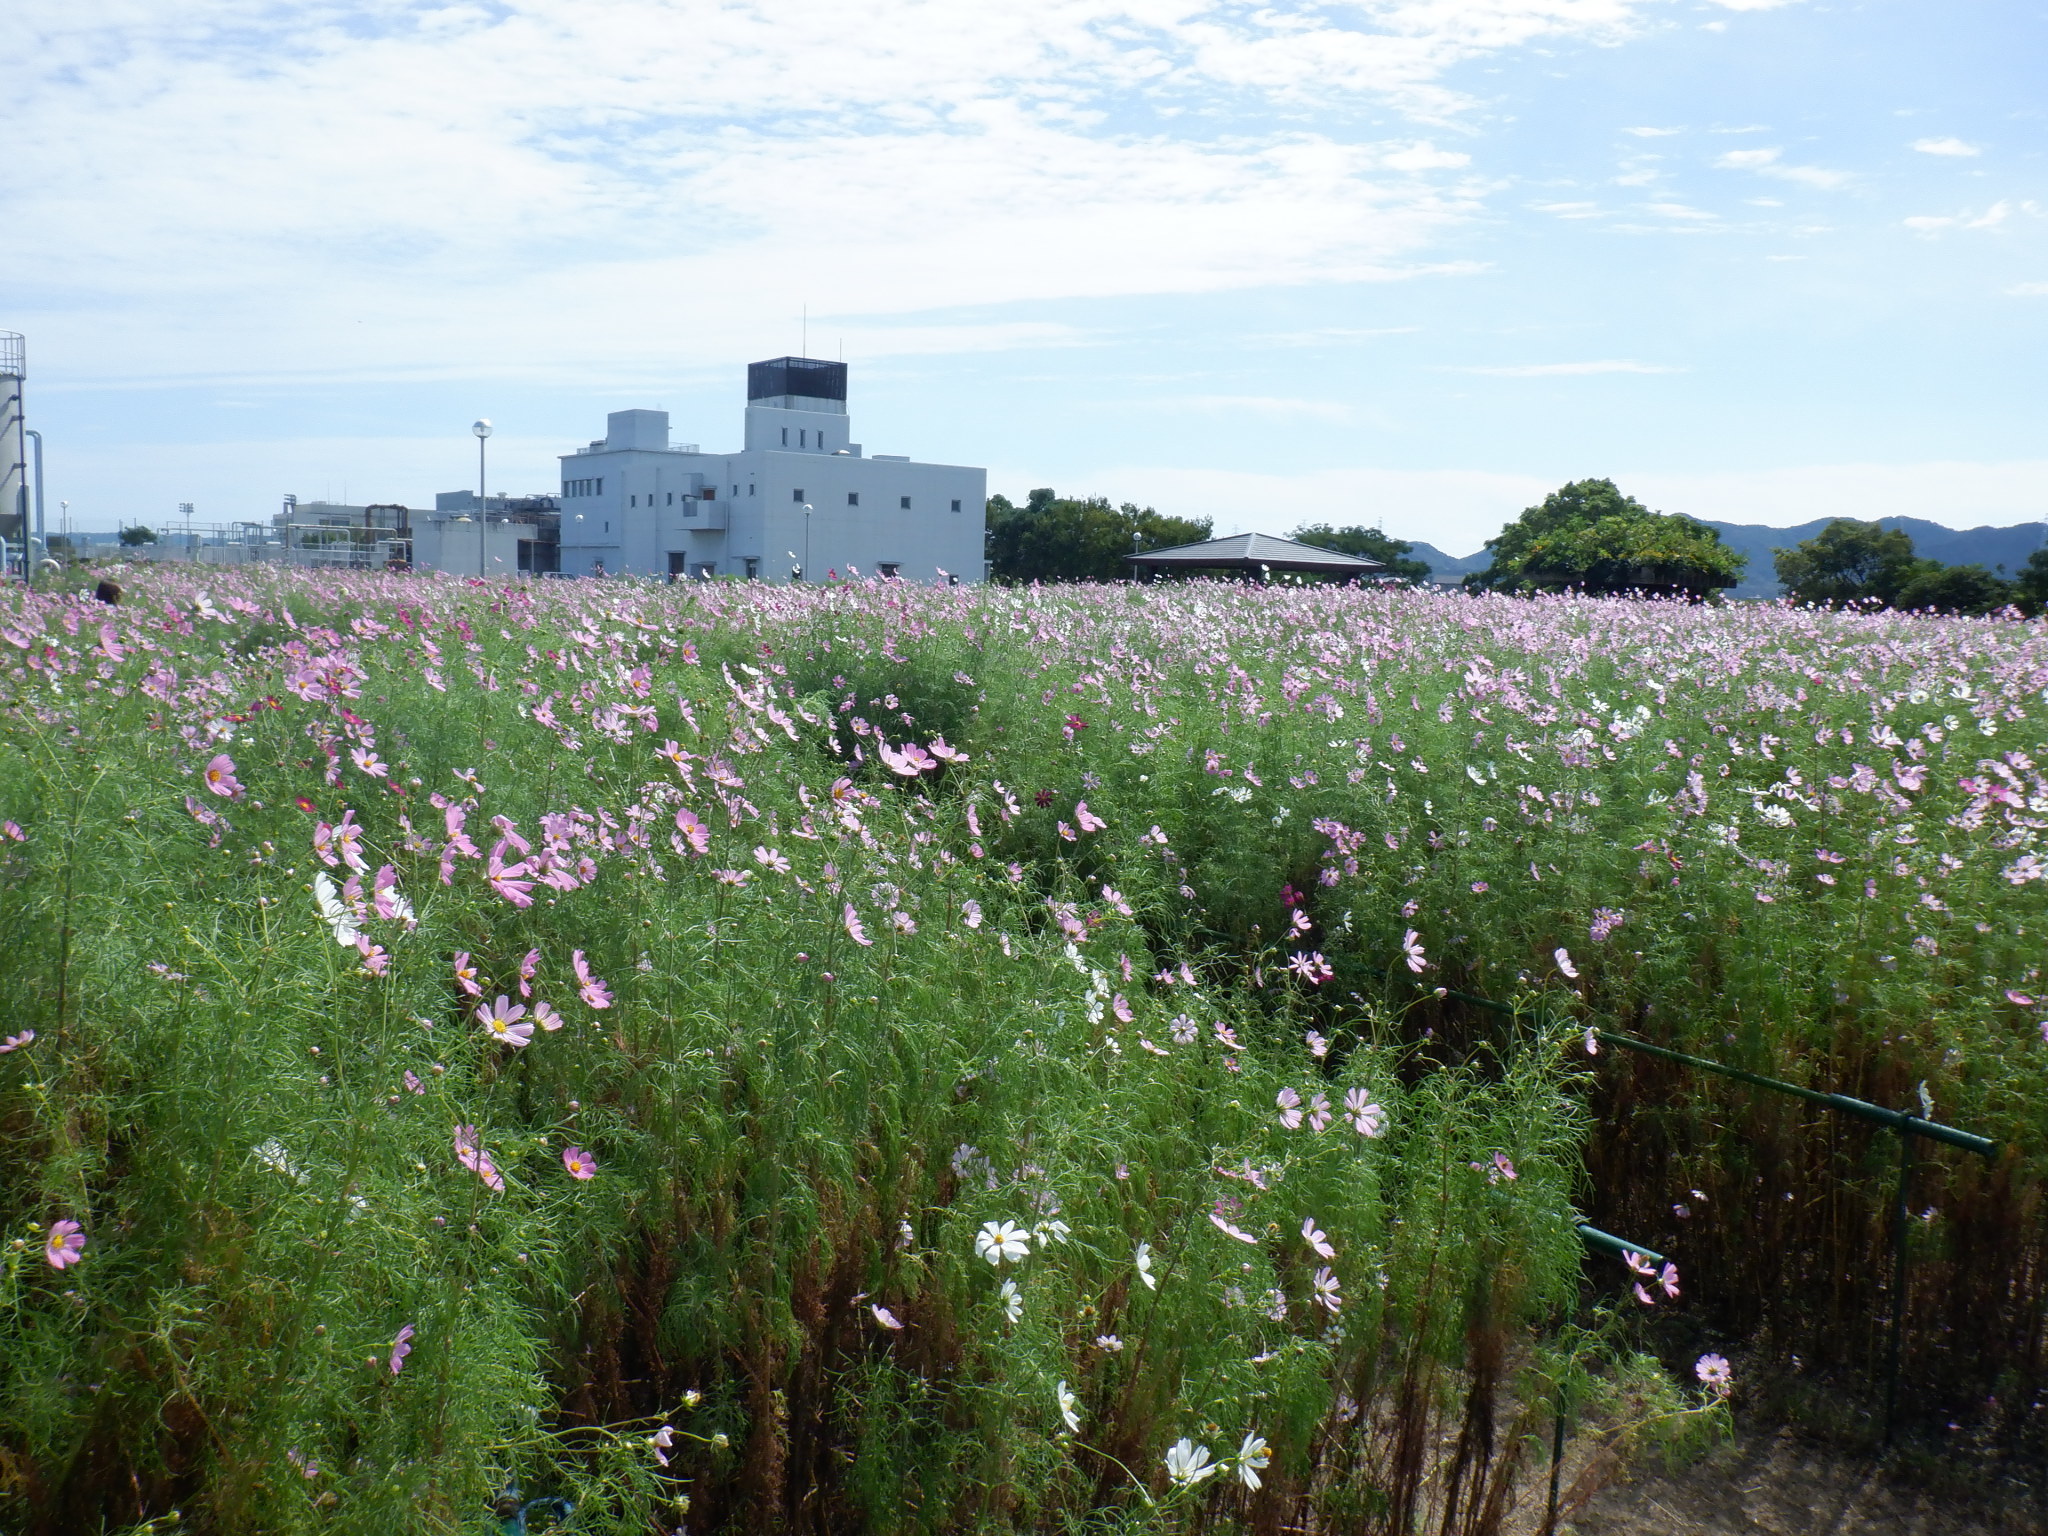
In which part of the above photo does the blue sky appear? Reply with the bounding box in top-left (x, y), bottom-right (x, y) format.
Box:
top-left (4, 0), bottom-right (2044, 555)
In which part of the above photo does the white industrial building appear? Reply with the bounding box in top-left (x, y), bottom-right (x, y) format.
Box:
top-left (541, 357), bottom-right (986, 582)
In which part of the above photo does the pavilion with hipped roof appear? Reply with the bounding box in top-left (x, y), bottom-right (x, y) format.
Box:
top-left (1124, 532), bottom-right (1384, 582)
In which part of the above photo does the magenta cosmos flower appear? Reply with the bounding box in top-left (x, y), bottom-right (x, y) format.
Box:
top-left (476, 996), bottom-right (534, 1048)
top-left (389, 1323), bottom-right (415, 1374)
top-left (562, 1146), bottom-right (597, 1180)
top-left (203, 754), bottom-right (242, 798)
top-left (44, 1219), bottom-right (87, 1269)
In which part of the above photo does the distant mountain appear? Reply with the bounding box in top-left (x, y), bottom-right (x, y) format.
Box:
top-left (1400, 520), bottom-right (2046, 595)
top-left (1406, 541), bottom-right (1490, 582)
top-left (1701, 517), bottom-right (2048, 598)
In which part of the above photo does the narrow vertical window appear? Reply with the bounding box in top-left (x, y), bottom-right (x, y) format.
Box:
top-left (900, 495), bottom-right (911, 510)
top-left (782, 428), bottom-right (788, 445)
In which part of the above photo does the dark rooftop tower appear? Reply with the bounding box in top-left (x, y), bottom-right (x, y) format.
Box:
top-left (747, 356), bottom-right (847, 408)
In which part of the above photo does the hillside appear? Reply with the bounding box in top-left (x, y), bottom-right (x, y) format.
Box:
top-left (1404, 520), bottom-right (2045, 596)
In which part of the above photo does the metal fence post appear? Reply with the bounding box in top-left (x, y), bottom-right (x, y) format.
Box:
top-left (1885, 1128), bottom-right (1915, 1445)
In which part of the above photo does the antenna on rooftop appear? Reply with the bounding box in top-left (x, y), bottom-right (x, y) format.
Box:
top-left (802, 303), bottom-right (807, 358)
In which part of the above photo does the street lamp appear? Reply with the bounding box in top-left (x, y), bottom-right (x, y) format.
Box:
top-left (472, 419), bottom-right (493, 577)
top-left (180, 502), bottom-right (195, 561)
top-left (802, 503), bottom-right (813, 583)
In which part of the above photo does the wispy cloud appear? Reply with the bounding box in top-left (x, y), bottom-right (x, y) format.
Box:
top-left (1714, 146), bottom-right (1850, 189)
top-left (2009, 281), bottom-right (2048, 296)
top-left (1911, 137), bottom-right (1981, 157)
top-left (1905, 201), bottom-right (2024, 236)
top-left (1447, 360), bottom-right (1684, 376)
top-left (1624, 126), bottom-right (1683, 138)
top-left (4, 0), bottom-right (1659, 386)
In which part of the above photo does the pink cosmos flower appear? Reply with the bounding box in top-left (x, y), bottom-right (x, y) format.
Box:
top-left (1659, 1262), bottom-right (1681, 1299)
top-left (1075, 801), bottom-right (1107, 832)
top-left (1344, 1088), bottom-right (1384, 1138)
top-left (388, 1323), bottom-right (415, 1374)
top-left (1302, 1218), bottom-right (1336, 1259)
top-left (572, 949), bottom-right (613, 1009)
top-left (843, 903), bottom-right (873, 947)
top-left (871, 1304), bottom-right (904, 1330)
top-left (1492, 1152), bottom-right (1518, 1183)
top-left (0, 1028), bottom-right (34, 1054)
top-left (1056, 821), bottom-right (1076, 842)
top-left (453, 1125), bottom-right (505, 1191)
top-left (961, 899), bottom-right (983, 929)
top-left (356, 937), bottom-right (390, 975)
top-left (532, 999), bottom-right (564, 1031)
top-left (562, 1146), bottom-right (597, 1180)
top-left (1306, 1029), bottom-right (1330, 1059)
top-left (44, 1219), bottom-right (86, 1269)
top-left (1695, 1354), bottom-right (1733, 1394)
top-left (1584, 1027), bottom-right (1599, 1055)
top-left (1210, 1212), bottom-right (1259, 1245)
top-left (1401, 929), bottom-right (1427, 973)
top-left (351, 747), bottom-right (389, 778)
top-left (518, 948), bottom-right (540, 998)
top-left (754, 845), bottom-right (791, 874)
top-left (485, 844), bottom-right (535, 908)
top-left (1625, 1250), bottom-right (1656, 1278)
top-left (1276, 1086), bottom-right (1303, 1130)
top-left (478, 996), bottom-right (533, 1048)
top-left (1307, 1092), bottom-right (1332, 1133)
top-left (928, 736), bottom-right (969, 764)
top-left (1554, 947), bottom-right (1578, 980)
top-left (203, 753), bottom-right (241, 798)
top-left (673, 806), bottom-right (710, 856)
top-left (1112, 994), bottom-right (1133, 1023)
top-left (651, 1426), bottom-right (675, 1467)
top-left (0, 820), bottom-right (23, 841)
top-left (1312, 1266), bottom-right (1343, 1314)
top-left (403, 1070), bottom-right (424, 1094)
top-left (452, 952), bottom-right (483, 997)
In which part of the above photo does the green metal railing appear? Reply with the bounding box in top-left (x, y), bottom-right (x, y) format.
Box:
top-left (1410, 977), bottom-right (1999, 1445)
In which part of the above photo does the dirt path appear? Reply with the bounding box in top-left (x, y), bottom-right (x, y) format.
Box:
top-left (1557, 1426), bottom-right (2045, 1535)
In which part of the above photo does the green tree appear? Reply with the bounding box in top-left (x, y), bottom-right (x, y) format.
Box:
top-left (1890, 561), bottom-right (2015, 616)
top-left (117, 525), bottom-right (158, 547)
top-left (1466, 479), bottom-right (1744, 599)
top-left (1288, 523), bottom-right (1431, 582)
top-left (1773, 519), bottom-right (1922, 607)
top-left (985, 489), bottom-right (1211, 584)
top-left (2011, 546), bottom-right (2048, 616)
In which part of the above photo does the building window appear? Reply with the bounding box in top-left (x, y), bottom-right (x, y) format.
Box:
top-left (743, 557), bottom-right (760, 579)
top-left (731, 485), bottom-right (738, 497)
top-left (900, 495), bottom-right (911, 509)
top-left (748, 484), bottom-right (755, 496)
top-left (630, 494), bottom-right (637, 507)
top-left (801, 430), bottom-right (808, 448)
top-left (781, 428), bottom-right (788, 445)
top-left (950, 499), bottom-right (962, 512)
top-left (878, 562), bottom-right (901, 579)
top-left (847, 492), bottom-right (859, 507)
top-left (666, 492), bottom-right (673, 506)
top-left (700, 487), bottom-right (715, 500)
top-left (793, 489), bottom-right (804, 502)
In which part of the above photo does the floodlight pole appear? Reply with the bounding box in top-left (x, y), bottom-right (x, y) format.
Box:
top-left (473, 419), bottom-right (493, 578)
top-left (23, 429), bottom-right (42, 588)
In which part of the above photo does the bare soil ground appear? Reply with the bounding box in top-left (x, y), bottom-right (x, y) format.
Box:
top-left (1556, 1426), bottom-right (2046, 1536)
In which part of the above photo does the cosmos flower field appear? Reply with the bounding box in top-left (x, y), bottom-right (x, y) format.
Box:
top-left (2, 566), bottom-right (2044, 1533)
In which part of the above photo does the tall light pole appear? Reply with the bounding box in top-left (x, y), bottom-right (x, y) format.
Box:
top-left (802, 502), bottom-right (813, 583)
top-left (180, 501), bottom-right (195, 561)
top-left (472, 419), bottom-right (493, 578)
top-left (23, 429), bottom-right (43, 587)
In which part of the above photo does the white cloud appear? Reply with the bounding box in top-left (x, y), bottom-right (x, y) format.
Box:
top-left (3, 0), bottom-right (1661, 388)
top-left (1703, 0), bottom-right (1803, 10)
top-left (1173, 395), bottom-right (1354, 421)
top-left (1904, 201), bottom-right (2017, 236)
top-left (2006, 282), bottom-right (2048, 296)
top-left (1911, 137), bottom-right (1981, 157)
top-left (1713, 146), bottom-right (1849, 189)
top-left (1624, 126), bottom-right (1682, 137)
top-left (1532, 201), bottom-right (1603, 217)
top-left (1646, 202), bottom-right (1717, 220)
top-left (1448, 360), bottom-right (1683, 376)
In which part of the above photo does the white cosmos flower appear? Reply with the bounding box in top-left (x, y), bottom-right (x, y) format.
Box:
top-left (313, 873), bottom-right (360, 946)
top-left (1134, 1240), bottom-right (1158, 1290)
top-left (1236, 1433), bottom-right (1270, 1489)
top-left (1057, 1380), bottom-right (1081, 1434)
top-left (1035, 1218), bottom-right (1072, 1247)
top-left (1164, 1438), bottom-right (1216, 1486)
top-left (998, 1278), bottom-right (1022, 1324)
top-left (975, 1219), bottom-right (1032, 1266)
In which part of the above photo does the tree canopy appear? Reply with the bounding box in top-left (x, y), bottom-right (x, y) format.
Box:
top-left (117, 525), bottom-right (158, 547)
top-left (1775, 519), bottom-right (2019, 616)
top-left (985, 490), bottom-right (1211, 584)
top-left (1466, 479), bottom-right (1744, 599)
top-left (1288, 523), bottom-right (1431, 582)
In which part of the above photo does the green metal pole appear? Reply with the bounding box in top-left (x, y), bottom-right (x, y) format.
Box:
top-left (1885, 1129), bottom-right (1914, 1446)
top-left (1544, 1382), bottom-right (1567, 1536)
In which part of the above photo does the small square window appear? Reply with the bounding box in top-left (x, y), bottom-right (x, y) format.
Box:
top-left (793, 489), bottom-right (805, 503)
top-left (878, 562), bottom-right (900, 579)
top-left (847, 492), bottom-right (859, 507)
top-left (900, 495), bottom-right (911, 510)
top-left (950, 499), bottom-right (962, 513)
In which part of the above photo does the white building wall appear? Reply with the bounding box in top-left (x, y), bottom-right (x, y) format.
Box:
top-left (552, 375), bottom-right (987, 583)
